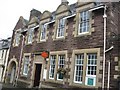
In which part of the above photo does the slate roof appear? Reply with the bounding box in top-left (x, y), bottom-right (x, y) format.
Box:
top-left (0, 37), bottom-right (11, 49)
top-left (0, 42), bottom-right (2, 50)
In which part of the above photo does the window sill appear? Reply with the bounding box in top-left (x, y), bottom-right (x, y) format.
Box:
top-left (74, 81), bottom-right (82, 84)
top-left (75, 32), bottom-right (91, 37)
top-left (78, 32), bottom-right (90, 35)
top-left (25, 42), bottom-right (33, 45)
top-left (55, 79), bottom-right (64, 84)
top-left (13, 44), bottom-right (19, 47)
top-left (54, 36), bottom-right (65, 41)
top-left (49, 77), bottom-right (54, 80)
top-left (38, 39), bottom-right (46, 43)
top-left (70, 82), bottom-right (97, 88)
top-left (20, 74), bottom-right (28, 78)
top-left (57, 79), bottom-right (63, 81)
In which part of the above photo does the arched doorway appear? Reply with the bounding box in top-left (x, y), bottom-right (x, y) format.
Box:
top-left (6, 59), bottom-right (17, 84)
top-left (9, 62), bottom-right (16, 83)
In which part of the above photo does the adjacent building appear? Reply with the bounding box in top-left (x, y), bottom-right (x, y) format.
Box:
top-left (5, 1), bottom-right (120, 89)
top-left (0, 38), bottom-right (11, 82)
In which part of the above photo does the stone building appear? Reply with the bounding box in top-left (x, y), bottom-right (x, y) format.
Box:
top-left (5, 1), bottom-right (120, 89)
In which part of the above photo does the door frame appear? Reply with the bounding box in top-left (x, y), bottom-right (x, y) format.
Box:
top-left (33, 63), bottom-right (42, 87)
top-left (7, 58), bottom-right (18, 84)
top-left (10, 65), bottom-right (16, 83)
top-left (30, 55), bottom-right (46, 88)
top-left (31, 62), bottom-right (44, 88)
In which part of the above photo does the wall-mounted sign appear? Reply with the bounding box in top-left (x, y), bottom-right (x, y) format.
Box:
top-left (41, 51), bottom-right (48, 58)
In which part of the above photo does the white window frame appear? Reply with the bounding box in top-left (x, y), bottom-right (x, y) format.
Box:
top-left (85, 53), bottom-right (97, 86)
top-left (78, 11), bottom-right (89, 35)
top-left (56, 18), bottom-right (65, 38)
top-left (27, 28), bottom-right (34, 44)
top-left (74, 54), bottom-right (84, 84)
top-left (40, 24), bottom-right (47, 41)
top-left (49, 55), bottom-right (56, 79)
top-left (14, 32), bottom-right (20, 46)
top-left (23, 56), bottom-right (29, 76)
top-left (57, 55), bottom-right (65, 81)
top-left (0, 50), bottom-right (2, 59)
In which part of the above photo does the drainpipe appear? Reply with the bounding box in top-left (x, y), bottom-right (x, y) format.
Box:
top-left (105, 46), bottom-right (114, 90)
top-left (107, 61), bottom-right (110, 90)
top-left (15, 34), bottom-right (25, 86)
top-left (102, 5), bottom-right (107, 90)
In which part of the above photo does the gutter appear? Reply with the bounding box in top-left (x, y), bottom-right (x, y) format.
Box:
top-left (45, 14), bottom-right (76, 25)
top-left (45, 20), bottom-right (55, 25)
top-left (89, 5), bottom-right (104, 11)
top-left (63, 14), bottom-right (76, 19)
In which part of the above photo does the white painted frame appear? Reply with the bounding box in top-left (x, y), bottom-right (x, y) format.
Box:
top-left (57, 55), bottom-right (65, 81)
top-left (49, 55), bottom-right (56, 80)
top-left (73, 54), bottom-right (84, 84)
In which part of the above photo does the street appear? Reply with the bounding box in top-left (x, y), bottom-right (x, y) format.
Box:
top-left (0, 83), bottom-right (2, 90)
top-left (0, 83), bottom-right (17, 90)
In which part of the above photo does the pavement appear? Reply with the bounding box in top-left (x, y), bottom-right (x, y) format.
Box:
top-left (0, 82), bottom-right (17, 90)
top-left (0, 83), bottom-right (2, 90)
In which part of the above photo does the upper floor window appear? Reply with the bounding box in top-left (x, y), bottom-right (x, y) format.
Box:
top-left (14, 32), bottom-right (20, 46)
top-left (40, 24), bottom-right (47, 41)
top-left (27, 29), bottom-right (34, 44)
top-left (56, 18), bottom-right (65, 38)
top-left (23, 56), bottom-right (29, 76)
top-left (78, 11), bottom-right (89, 34)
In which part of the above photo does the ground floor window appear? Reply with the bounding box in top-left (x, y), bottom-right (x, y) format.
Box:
top-left (23, 56), bottom-right (29, 76)
top-left (49, 55), bottom-right (56, 79)
top-left (49, 52), bottom-right (66, 81)
top-left (74, 53), bottom-right (97, 86)
top-left (57, 55), bottom-right (65, 80)
top-left (85, 53), bottom-right (97, 86)
top-left (74, 54), bottom-right (84, 83)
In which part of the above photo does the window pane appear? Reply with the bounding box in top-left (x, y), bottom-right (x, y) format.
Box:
top-left (41, 24), bottom-right (47, 40)
top-left (58, 73), bottom-right (63, 80)
top-left (57, 18), bottom-right (65, 37)
top-left (57, 55), bottom-right (65, 80)
top-left (23, 56), bottom-right (29, 75)
top-left (15, 32), bottom-right (20, 46)
top-left (79, 11), bottom-right (89, 33)
top-left (74, 54), bottom-right (84, 83)
top-left (28, 29), bottom-right (33, 43)
top-left (87, 54), bottom-right (97, 75)
top-left (49, 55), bottom-right (56, 79)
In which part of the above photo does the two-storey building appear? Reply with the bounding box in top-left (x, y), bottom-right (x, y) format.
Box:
top-left (5, 1), bottom-right (120, 89)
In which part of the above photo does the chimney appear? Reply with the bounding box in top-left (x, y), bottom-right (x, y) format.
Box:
top-left (61, 0), bottom-right (69, 5)
top-left (29, 9), bottom-right (41, 21)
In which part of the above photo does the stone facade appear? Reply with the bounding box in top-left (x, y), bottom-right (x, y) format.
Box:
top-left (6, 1), bottom-right (120, 89)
